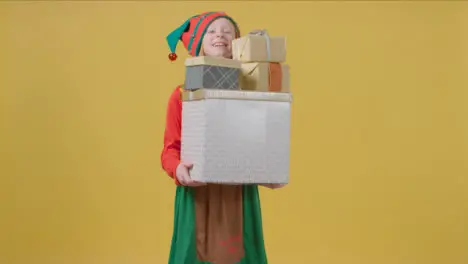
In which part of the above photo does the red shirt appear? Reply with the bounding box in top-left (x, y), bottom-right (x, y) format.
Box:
top-left (160, 86), bottom-right (182, 185)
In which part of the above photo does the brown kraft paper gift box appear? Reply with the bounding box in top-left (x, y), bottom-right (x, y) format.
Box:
top-left (232, 31), bottom-right (286, 63)
top-left (240, 62), bottom-right (290, 92)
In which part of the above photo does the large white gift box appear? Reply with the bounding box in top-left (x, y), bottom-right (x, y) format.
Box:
top-left (181, 89), bottom-right (292, 184)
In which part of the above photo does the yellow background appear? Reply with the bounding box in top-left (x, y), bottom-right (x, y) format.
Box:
top-left (1, 1), bottom-right (467, 264)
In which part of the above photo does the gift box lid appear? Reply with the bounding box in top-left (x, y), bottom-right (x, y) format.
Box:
top-left (185, 56), bottom-right (242, 68)
top-left (182, 89), bottom-right (292, 102)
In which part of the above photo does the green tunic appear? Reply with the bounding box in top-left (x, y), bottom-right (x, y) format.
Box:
top-left (168, 184), bottom-right (268, 264)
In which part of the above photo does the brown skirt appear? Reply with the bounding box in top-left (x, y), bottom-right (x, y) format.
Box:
top-left (194, 184), bottom-right (245, 264)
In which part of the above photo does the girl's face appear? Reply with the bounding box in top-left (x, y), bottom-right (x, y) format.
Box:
top-left (201, 18), bottom-right (236, 58)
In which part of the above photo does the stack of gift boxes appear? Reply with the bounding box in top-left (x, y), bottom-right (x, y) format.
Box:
top-left (233, 30), bottom-right (290, 93)
top-left (181, 30), bottom-right (291, 185)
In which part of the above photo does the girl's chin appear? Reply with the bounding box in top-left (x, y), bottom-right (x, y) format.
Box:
top-left (205, 50), bottom-right (232, 58)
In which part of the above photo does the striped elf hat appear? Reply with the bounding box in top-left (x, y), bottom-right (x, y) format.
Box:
top-left (166, 12), bottom-right (240, 61)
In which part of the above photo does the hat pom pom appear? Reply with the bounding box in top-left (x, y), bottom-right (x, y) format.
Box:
top-left (168, 52), bottom-right (177, 61)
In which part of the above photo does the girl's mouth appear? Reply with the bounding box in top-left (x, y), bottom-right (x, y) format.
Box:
top-left (212, 42), bottom-right (227, 47)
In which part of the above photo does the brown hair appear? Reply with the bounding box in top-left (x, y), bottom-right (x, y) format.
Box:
top-left (198, 45), bottom-right (205, 56)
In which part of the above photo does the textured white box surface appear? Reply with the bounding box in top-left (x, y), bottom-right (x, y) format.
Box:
top-left (181, 95), bottom-right (290, 184)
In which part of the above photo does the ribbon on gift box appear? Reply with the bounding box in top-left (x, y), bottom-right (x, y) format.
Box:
top-left (268, 63), bottom-right (282, 92)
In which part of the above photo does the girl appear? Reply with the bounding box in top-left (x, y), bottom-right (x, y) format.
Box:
top-left (161, 12), bottom-right (285, 264)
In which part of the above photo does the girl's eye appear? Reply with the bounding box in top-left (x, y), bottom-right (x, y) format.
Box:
top-left (208, 29), bottom-right (216, 33)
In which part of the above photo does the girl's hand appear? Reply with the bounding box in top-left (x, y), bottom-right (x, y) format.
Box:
top-left (176, 162), bottom-right (206, 187)
top-left (259, 183), bottom-right (287, 189)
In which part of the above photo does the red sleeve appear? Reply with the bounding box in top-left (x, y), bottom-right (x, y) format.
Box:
top-left (160, 86), bottom-right (182, 185)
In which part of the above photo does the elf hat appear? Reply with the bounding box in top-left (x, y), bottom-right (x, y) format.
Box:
top-left (166, 12), bottom-right (240, 61)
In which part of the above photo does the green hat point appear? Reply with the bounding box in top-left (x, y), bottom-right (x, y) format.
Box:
top-left (166, 19), bottom-right (191, 55)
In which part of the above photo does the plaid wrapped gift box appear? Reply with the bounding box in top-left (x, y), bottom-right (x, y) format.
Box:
top-left (181, 89), bottom-right (292, 184)
top-left (184, 56), bottom-right (241, 90)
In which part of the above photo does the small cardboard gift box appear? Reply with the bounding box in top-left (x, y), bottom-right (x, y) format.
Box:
top-left (181, 89), bottom-right (292, 184)
top-left (240, 62), bottom-right (290, 92)
top-left (232, 30), bottom-right (286, 63)
top-left (184, 56), bottom-right (241, 90)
